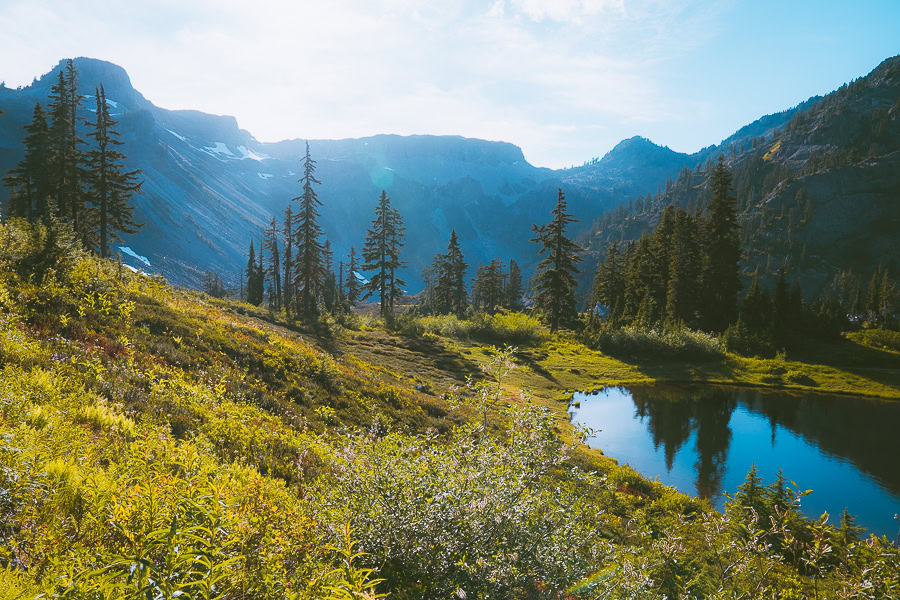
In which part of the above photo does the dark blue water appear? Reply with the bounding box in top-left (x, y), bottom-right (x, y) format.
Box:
top-left (568, 385), bottom-right (900, 537)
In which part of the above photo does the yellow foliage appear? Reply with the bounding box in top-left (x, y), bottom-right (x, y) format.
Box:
top-left (763, 139), bottom-right (782, 160)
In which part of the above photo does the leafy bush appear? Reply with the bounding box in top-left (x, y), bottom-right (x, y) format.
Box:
top-left (0, 217), bottom-right (82, 284)
top-left (849, 328), bottom-right (900, 352)
top-left (395, 311), bottom-right (549, 345)
top-left (583, 324), bottom-right (724, 359)
top-left (314, 348), bottom-right (607, 599)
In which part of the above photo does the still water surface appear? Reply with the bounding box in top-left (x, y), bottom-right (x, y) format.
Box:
top-left (568, 385), bottom-right (900, 537)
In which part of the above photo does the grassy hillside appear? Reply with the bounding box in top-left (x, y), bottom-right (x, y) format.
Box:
top-left (0, 220), bottom-right (898, 599)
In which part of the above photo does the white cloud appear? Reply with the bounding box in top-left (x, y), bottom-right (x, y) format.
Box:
top-left (0, 0), bottom-right (720, 168)
top-left (509, 0), bottom-right (626, 22)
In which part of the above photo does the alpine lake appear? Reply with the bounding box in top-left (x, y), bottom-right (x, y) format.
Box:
top-left (568, 384), bottom-right (900, 537)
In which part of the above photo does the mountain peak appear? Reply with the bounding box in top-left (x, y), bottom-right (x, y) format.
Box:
top-left (27, 57), bottom-right (147, 114)
top-left (598, 135), bottom-right (685, 169)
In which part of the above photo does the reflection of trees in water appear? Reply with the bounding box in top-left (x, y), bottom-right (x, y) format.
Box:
top-left (634, 394), bottom-right (694, 471)
top-left (630, 384), bottom-right (900, 501)
top-left (692, 390), bottom-right (736, 499)
top-left (631, 386), bottom-right (736, 499)
top-left (740, 390), bottom-right (900, 493)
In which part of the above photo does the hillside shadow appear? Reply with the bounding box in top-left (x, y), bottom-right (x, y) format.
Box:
top-left (629, 354), bottom-right (738, 384)
top-left (515, 350), bottom-right (559, 383)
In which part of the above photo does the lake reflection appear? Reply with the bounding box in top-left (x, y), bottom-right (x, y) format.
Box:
top-left (569, 385), bottom-right (900, 537)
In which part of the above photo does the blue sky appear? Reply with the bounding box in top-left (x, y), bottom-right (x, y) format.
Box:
top-left (1, 0), bottom-right (898, 168)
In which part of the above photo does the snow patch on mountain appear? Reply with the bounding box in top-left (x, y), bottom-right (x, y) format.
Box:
top-left (119, 246), bottom-right (151, 267)
top-left (237, 146), bottom-right (270, 161)
top-left (353, 271), bottom-right (370, 285)
top-left (203, 142), bottom-right (236, 159)
top-left (166, 129), bottom-right (186, 142)
top-left (257, 173), bottom-right (273, 180)
top-left (82, 94), bottom-right (119, 108)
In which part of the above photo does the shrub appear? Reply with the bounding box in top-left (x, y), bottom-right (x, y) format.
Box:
top-left (395, 311), bottom-right (549, 345)
top-left (0, 218), bottom-right (82, 284)
top-left (848, 328), bottom-right (900, 352)
top-left (314, 350), bottom-right (607, 599)
top-left (583, 324), bottom-right (724, 359)
top-left (472, 310), bottom-right (549, 344)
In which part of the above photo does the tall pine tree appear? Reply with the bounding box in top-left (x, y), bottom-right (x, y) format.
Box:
top-left (702, 156), bottom-right (742, 332)
top-left (282, 205), bottom-right (295, 315)
top-left (84, 85), bottom-right (142, 258)
top-left (263, 216), bottom-right (282, 311)
top-left (505, 259), bottom-right (523, 310)
top-left (531, 188), bottom-right (582, 332)
top-left (47, 60), bottom-right (86, 237)
top-left (665, 209), bottom-right (702, 326)
top-left (292, 142), bottom-right (325, 320)
top-left (346, 246), bottom-right (361, 307)
top-left (434, 229), bottom-right (468, 316)
top-left (362, 191), bottom-right (406, 318)
top-left (471, 258), bottom-right (505, 314)
top-left (590, 241), bottom-right (624, 326)
top-left (3, 103), bottom-right (51, 220)
top-left (246, 240), bottom-right (264, 305)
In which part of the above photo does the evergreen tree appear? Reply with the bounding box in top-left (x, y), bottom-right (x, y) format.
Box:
top-left (203, 271), bottom-right (227, 298)
top-left (531, 188), bottom-right (582, 332)
top-left (420, 264), bottom-right (437, 314)
top-left (387, 208), bottom-right (407, 313)
top-left (665, 209), bottom-right (702, 326)
top-left (471, 258), bottom-right (505, 314)
top-left (263, 216), bottom-right (282, 311)
top-left (323, 239), bottom-right (338, 314)
top-left (346, 246), bottom-right (361, 307)
top-left (433, 229), bottom-right (468, 317)
top-left (291, 142), bottom-right (325, 320)
top-left (591, 242), bottom-right (624, 325)
top-left (362, 191), bottom-right (406, 318)
top-left (649, 205), bottom-right (676, 317)
top-left (741, 270), bottom-right (772, 332)
top-left (246, 240), bottom-right (264, 305)
top-left (84, 85), bottom-right (143, 258)
top-left (282, 205), bottom-right (294, 315)
top-left (702, 156), bottom-right (742, 332)
top-left (3, 103), bottom-right (51, 220)
top-left (622, 235), bottom-right (655, 324)
top-left (257, 239), bottom-right (265, 304)
top-left (505, 259), bottom-right (523, 310)
top-left (773, 266), bottom-right (790, 339)
top-left (47, 61), bottom-right (86, 236)
top-left (734, 464), bottom-right (766, 516)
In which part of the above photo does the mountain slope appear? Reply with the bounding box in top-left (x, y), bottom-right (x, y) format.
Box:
top-left (3, 59), bottom-right (689, 290)
top-left (583, 55), bottom-right (900, 296)
top-left (2, 56), bottom-right (896, 296)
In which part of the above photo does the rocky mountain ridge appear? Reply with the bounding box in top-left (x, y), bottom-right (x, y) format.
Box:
top-left (2, 56), bottom-right (892, 294)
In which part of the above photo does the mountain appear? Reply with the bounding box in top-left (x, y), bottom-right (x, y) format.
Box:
top-left (0, 58), bottom-right (692, 290)
top-left (2, 56), bottom-right (896, 296)
top-left (583, 55), bottom-right (900, 298)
